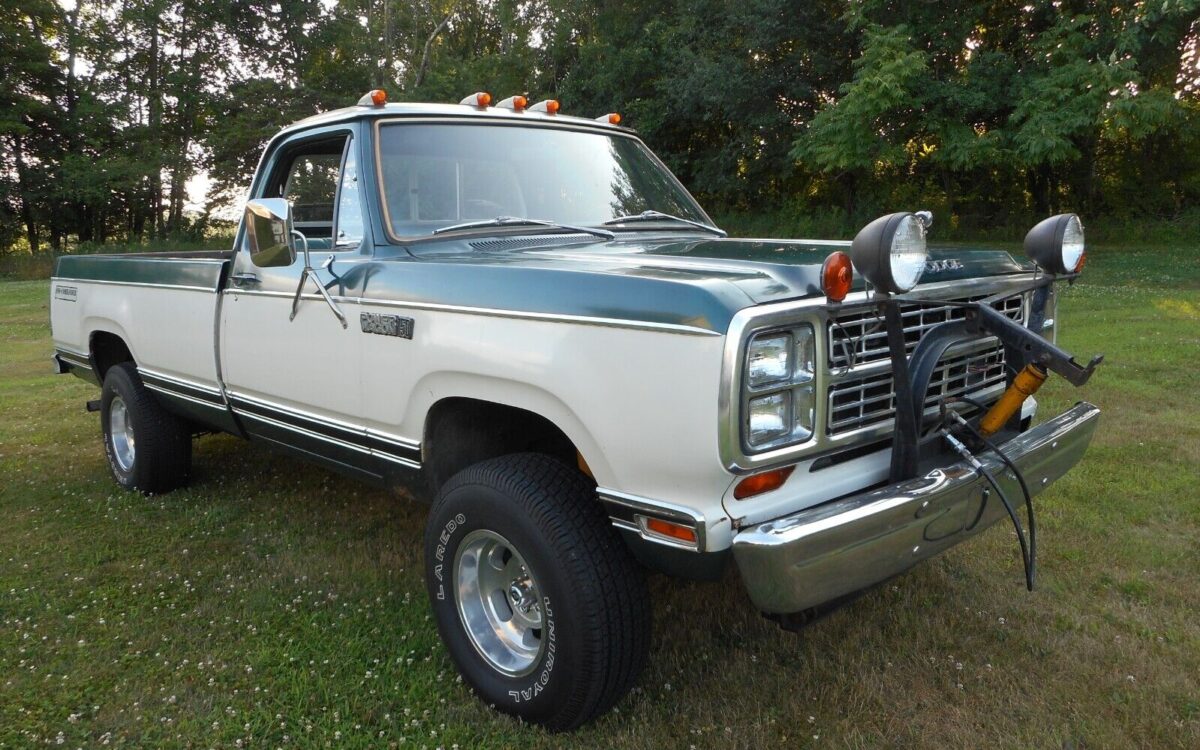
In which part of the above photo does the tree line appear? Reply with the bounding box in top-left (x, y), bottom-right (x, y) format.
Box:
top-left (2, 0), bottom-right (1198, 254)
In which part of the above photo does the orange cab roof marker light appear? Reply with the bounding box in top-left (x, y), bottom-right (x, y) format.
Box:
top-left (496, 95), bottom-right (528, 111)
top-left (357, 89), bottom-right (387, 107)
top-left (596, 112), bottom-right (621, 125)
top-left (529, 99), bottom-right (560, 114)
top-left (458, 91), bottom-right (492, 108)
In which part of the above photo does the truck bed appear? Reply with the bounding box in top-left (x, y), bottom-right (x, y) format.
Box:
top-left (51, 251), bottom-right (231, 403)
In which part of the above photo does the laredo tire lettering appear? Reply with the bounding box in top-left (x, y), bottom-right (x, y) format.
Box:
top-left (423, 453), bottom-right (650, 731)
top-left (434, 513), bottom-right (466, 600)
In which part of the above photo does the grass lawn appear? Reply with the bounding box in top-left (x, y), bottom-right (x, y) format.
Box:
top-left (1, 244), bottom-right (1198, 748)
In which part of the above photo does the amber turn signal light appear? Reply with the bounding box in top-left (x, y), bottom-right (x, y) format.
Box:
top-left (822, 250), bottom-right (852, 303)
top-left (733, 466), bottom-right (795, 500)
top-left (641, 517), bottom-right (698, 544)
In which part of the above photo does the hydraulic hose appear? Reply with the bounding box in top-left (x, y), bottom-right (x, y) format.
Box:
top-left (948, 411), bottom-right (1037, 589)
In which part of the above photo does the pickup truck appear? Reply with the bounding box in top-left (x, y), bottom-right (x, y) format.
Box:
top-left (50, 90), bottom-right (1102, 730)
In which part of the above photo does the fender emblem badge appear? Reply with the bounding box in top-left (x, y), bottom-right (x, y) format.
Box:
top-left (360, 312), bottom-right (414, 339)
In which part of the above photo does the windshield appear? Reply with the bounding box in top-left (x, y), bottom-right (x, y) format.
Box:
top-left (376, 122), bottom-right (710, 238)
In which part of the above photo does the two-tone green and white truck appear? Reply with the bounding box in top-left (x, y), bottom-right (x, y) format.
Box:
top-left (50, 90), bottom-right (1102, 729)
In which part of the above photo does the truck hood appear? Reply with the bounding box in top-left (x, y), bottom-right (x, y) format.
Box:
top-left (353, 235), bottom-right (1031, 336)
top-left (524, 236), bottom-right (1030, 305)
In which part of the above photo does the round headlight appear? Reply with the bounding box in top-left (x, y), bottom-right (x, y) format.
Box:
top-left (1024, 213), bottom-right (1085, 274)
top-left (849, 212), bottom-right (928, 294)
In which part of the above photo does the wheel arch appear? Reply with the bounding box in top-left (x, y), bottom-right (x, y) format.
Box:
top-left (414, 374), bottom-right (614, 490)
top-left (88, 325), bottom-right (136, 380)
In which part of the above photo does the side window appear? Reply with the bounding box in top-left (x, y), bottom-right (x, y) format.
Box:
top-left (334, 140), bottom-right (364, 248)
top-left (283, 153), bottom-right (340, 231)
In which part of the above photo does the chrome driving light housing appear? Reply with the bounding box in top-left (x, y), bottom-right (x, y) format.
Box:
top-left (849, 212), bottom-right (928, 294)
top-left (1024, 213), bottom-right (1085, 274)
top-left (743, 325), bottom-right (816, 451)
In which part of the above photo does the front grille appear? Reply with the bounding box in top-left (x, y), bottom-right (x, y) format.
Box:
top-left (828, 345), bottom-right (1008, 434)
top-left (825, 294), bottom-right (1025, 436)
top-left (828, 295), bottom-right (1023, 369)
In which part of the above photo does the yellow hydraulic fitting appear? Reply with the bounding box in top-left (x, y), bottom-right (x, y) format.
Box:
top-left (979, 363), bottom-right (1048, 437)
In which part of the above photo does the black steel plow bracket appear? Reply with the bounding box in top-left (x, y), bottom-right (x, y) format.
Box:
top-left (882, 282), bottom-right (1103, 482)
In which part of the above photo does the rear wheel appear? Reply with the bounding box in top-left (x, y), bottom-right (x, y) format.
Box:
top-left (424, 453), bottom-right (650, 730)
top-left (100, 362), bottom-right (192, 493)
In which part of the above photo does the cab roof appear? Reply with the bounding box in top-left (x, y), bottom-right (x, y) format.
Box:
top-left (277, 101), bottom-right (631, 140)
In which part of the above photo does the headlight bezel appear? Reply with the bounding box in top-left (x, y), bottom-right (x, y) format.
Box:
top-left (742, 324), bottom-right (817, 452)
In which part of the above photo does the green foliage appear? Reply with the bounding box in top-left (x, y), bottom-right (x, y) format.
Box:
top-left (791, 25), bottom-right (929, 173)
top-left (1, 0), bottom-right (1198, 254)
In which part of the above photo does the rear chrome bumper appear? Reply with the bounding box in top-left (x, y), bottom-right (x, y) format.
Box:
top-left (732, 402), bottom-right (1101, 614)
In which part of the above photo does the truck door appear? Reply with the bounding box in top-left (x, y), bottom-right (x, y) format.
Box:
top-left (220, 126), bottom-right (379, 479)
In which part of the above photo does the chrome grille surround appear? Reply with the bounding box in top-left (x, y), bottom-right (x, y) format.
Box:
top-left (717, 275), bottom-right (1035, 474)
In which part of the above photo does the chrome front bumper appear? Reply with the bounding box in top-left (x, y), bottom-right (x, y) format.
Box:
top-left (732, 402), bottom-right (1101, 614)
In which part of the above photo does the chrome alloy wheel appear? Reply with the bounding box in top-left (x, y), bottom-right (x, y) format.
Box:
top-left (109, 396), bottom-right (136, 472)
top-left (454, 529), bottom-right (545, 676)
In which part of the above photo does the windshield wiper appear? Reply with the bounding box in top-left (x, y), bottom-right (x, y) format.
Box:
top-left (432, 216), bottom-right (615, 240)
top-left (602, 210), bottom-right (726, 237)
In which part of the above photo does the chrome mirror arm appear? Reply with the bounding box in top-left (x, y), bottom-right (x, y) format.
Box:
top-left (289, 231), bottom-right (348, 329)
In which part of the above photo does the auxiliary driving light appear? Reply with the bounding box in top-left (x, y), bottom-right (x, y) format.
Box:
top-left (849, 212), bottom-right (928, 294)
top-left (1024, 213), bottom-right (1086, 274)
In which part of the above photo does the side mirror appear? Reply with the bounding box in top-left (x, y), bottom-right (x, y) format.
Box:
top-left (244, 198), bottom-right (297, 268)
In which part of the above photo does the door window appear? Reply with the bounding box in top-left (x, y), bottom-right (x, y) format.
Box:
top-left (334, 140), bottom-right (365, 248)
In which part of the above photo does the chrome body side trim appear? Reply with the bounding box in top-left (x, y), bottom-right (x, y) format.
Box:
top-left (597, 488), bottom-right (707, 552)
top-left (51, 276), bottom-right (218, 293)
top-left (225, 390), bottom-right (419, 450)
top-left (731, 402), bottom-right (1100, 614)
top-left (718, 275), bottom-right (1038, 474)
top-left (224, 389), bottom-right (421, 469)
top-left (237, 409), bottom-right (377, 458)
top-left (55, 348), bottom-right (93, 370)
top-left (143, 383), bottom-right (227, 411)
top-left (138, 367), bottom-right (223, 397)
top-left (224, 287), bottom-right (721, 337)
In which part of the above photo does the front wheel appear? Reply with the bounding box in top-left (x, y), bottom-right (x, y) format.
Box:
top-left (424, 453), bottom-right (650, 730)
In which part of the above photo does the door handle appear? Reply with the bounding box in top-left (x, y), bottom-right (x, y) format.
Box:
top-left (230, 272), bottom-right (260, 287)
